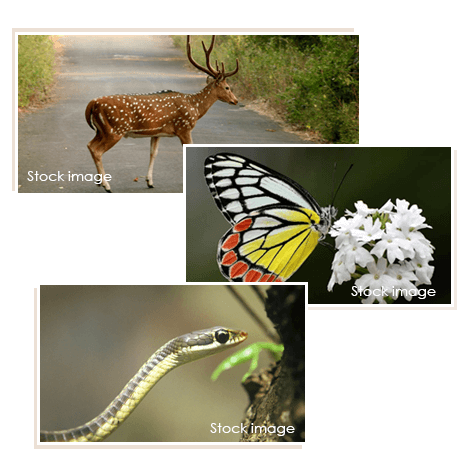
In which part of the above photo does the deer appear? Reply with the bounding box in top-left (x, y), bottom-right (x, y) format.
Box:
top-left (85, 35), bottom-right (239, 192)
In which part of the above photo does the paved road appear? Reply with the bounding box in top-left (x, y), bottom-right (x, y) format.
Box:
top-left (18, 36), bottom-right (313, 193)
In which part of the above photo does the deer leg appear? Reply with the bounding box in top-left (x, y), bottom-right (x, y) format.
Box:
top-left (177, 131), bottom-right (193, 145)
top-left (87, 132), bottom-right (122, 193)
top-left (146, 137), bottom-right (160, 189)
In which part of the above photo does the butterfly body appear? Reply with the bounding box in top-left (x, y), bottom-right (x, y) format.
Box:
top-left (205, 153), bottom-right (336, 282)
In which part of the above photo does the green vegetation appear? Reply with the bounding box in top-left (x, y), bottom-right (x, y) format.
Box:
top-left (174, 35), bottom-right (359, 144)
top-left (18, 35), bottom-right (56, 107)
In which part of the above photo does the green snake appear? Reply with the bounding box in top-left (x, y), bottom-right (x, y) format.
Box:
top-left (40, 327), bottom-right (247, 442)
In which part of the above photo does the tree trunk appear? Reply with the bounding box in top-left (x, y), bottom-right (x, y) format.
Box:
top-left (240, 285), bottom-right (305, 442)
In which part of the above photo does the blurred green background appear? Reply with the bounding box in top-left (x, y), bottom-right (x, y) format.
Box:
top-left (186, 147), bottom-right (451, 305)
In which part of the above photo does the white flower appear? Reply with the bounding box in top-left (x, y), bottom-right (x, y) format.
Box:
top-left (328, 199), bottom-right (435, 303)
top-left (409, 255), bottom-right (435, 285)
top-left (385, 264), bottom-right (418, 301)
top-left (371, 229), bottom-right (414, 263)
top-left (351, 216), bottom-right (384, 244)
top-left (355, 258), bottom-right (396, 303)
top-left (346, 200), bottom-right (377, 217)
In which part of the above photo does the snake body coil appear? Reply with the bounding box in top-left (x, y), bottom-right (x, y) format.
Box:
top-left (40, 326), bottom-right (247, 442)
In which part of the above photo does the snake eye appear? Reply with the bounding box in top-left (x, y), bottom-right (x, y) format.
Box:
top-left (215, 329), bottom-right (230, 344)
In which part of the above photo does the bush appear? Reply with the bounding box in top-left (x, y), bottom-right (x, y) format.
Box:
top-left (280, 36), bottom-right (359, 143)
top-left (18, 35), bottom-right (56, 107)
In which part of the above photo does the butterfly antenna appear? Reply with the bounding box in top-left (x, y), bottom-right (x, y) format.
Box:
top-left (330, 162), bottom-right (338, 204)
top-left (331, 163), bottom-right (354, 206)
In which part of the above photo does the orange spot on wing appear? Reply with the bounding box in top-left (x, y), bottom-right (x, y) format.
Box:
top-left (222, 234), bottom-right (239, 251)
top-left (230, 261), bottom-right (249, 279)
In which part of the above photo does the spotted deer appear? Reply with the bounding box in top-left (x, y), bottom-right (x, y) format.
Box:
top-left (85, 36), bottom-right (239, 192)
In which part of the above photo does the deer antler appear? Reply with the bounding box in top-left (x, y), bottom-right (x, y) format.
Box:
top-left (186, 35), bottom-right (239, 81)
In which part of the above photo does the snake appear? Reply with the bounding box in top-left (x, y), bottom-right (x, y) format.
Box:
top-left (40, 326), bottom-right (247, 442)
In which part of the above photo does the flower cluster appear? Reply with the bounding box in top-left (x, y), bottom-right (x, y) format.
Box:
top-left (328, 199), bottom-right (435, 303)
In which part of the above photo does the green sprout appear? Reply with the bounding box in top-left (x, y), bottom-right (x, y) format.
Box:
top-left (211, 342), bottom-right (284, 383)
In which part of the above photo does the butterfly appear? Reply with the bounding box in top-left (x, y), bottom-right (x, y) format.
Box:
top-left (204, 153), bottom-right (338, 282)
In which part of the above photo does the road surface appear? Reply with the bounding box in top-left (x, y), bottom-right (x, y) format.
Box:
top-left (18, 35), bottom-right (313, 193)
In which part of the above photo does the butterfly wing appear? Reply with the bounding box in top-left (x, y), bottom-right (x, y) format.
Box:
top-left (218, 205), bottom-right (324, 282)
top-left (204, 153), bottom-right (322, 224)
top-left (204, 153), bottom-right (334, 282)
